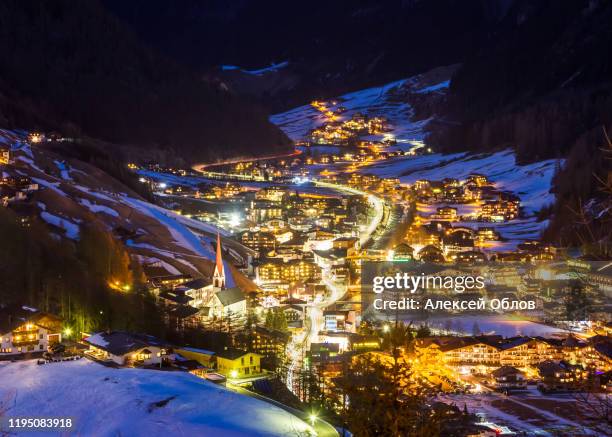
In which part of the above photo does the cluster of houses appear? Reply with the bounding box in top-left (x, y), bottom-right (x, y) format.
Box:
top-left (309, 112), bottom-right (390, 146)
top-left (308, 99), bottom-right (391, 146)
top-left (412, 174), bottom-right (520, 222)
top-left (0, 305), bottom-right (268, 382)
top-left (233, 186), bottom-right (368, 298)
top-left (0, 172), bottom-right (39, 208)
top-left (414, 334), bottom-right (612, 391)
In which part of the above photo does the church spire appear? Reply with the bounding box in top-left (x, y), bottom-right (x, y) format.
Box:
top-left (213, 233), bottom-right (225, 288)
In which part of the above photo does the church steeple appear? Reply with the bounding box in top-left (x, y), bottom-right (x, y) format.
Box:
top-left (213, 233), bottom-right (225, 288)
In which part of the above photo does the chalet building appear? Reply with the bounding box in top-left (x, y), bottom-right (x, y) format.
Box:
top-left (313, 248), bottom-right (348, 270)
top-left (179, 278), bottom-right (214, 308)
top-left (236, 325), bottom-right (290, 360)
top-left (0, 147), bottom-right (10, 164)
top-left (0, 306), bottom-right (62, 357)
top-left (216, 348), bottom-right (262, 378)
top-left (309, 342), bottom-right (340, 362)
top-left (499, 337), bottom-right (561, 368)
top-left (443, 341), bottom-right (500, 370)
top-left (256, 259), bottom-right (320, 285)
top-left (415, 336), bottom-right (502, 372)
top-left (491, 366), bottom-right (527, 391)
top-left (480, 199), bottom-right (519, 222)
top-left (442, 231), bottom-right (474, 257)
top-left (323, 310), bottom-right (356, 333)
top-left (254, 186), bottom-right (287, 202)
top-left (476, 227), bottom-right (500, 242)
top-left (455, 250), bottom-right (487, 264)
top-left (466, 173), bottom-right (489, 187)
top-left (248, 200), bottom-right (282, 223)
top-left (430, 206), bottom-right (458, 222)
top-left (241, 230), bottom-right (276, 253)
top-left (305, 228), bottom-right (337, 251)
top-left (417, 245), bottom-right (445, 263)
top-left (83, 331), bottom-right (167, 366)
top-left (392, 243), bottom-right (415, 261)
top-left (538, 360), bottom-right (587, 391)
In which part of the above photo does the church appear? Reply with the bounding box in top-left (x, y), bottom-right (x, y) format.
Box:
top-left (182, 234), bottom-right (247, 319)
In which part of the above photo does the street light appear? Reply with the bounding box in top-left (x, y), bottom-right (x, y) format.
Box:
top-left (230, 370), bottom-right (238, 379)
top-left (309, 412), bottom-right (318, 426)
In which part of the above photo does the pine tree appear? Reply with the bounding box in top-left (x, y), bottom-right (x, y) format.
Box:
top-left (472, 321), bottom-right (482, 336)
top-left (416, 324), bottom-right (431, 338)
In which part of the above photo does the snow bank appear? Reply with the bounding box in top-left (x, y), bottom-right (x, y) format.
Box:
top-left (0, 360), bottom-right (315, 437)
top-left (416, 80), bottom-right (450, 94)
top-left (54, 160), bottom-right (72, 181)
top-left (40, 211), bottom-right (80, 239)
top-left (78, 198), bottom-right (119, 217)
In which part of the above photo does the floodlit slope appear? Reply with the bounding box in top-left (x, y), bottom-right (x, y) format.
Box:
top-left (0, 360), bottom-right (314, 436)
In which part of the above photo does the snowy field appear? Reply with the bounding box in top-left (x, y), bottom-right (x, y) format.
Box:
top-left (0, 360), bottom-right (314, 437)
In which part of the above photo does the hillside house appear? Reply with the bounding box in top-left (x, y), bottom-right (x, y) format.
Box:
top-left (0, 306), bottom-right (62, 357)
top-left (84, 331), bottom-right (167, 367)
top-left (216, 348), bottom-right (262, 378)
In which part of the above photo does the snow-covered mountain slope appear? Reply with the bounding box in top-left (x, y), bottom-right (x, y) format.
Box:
top-left (0, 360), bottom-right (314, 436)
top-left (270, 66), bottom-right (455, 143)
top-left (270, 74), bottom-right (561, 249)
top-left (357, 149), bottom-right (560, 249)
top-left (0, 130), bottom-right (248, 288)
top-left (271, 80), bottom-right (431, 143)
top-left (359, 150), bottom-right (557, 215)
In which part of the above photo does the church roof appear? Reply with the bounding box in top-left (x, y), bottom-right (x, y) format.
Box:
top-left (215, 287), bottom-right (245, 306)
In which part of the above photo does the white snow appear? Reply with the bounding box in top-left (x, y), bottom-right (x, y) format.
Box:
top-left (54, 160), bottom-right (72, 181)
top-left (119, 198), bottom-right (236, 287)
top-left (73, 185), bottom-right (119, 203)
top-left (416, 80), bottom-right (450, 94)
top-left (16, 155), bottom-right (46, 174)
top-left (31, 177), bottom-right (68, 197)
top-left (84, 333), bottom-right (109, 348)
top-left (78, 198), bottom-right (119, 217)
top-left (154, 259), bottom-right (181, 275)
top-left (222, 61), bottom-right (289, 76)
top-left (355, 149), bottom-right (559, 246)
top-left (40, 211), bottom-right (80, 239)
top-left (270, 78), bottom-right (420, 142)
top-left (0, 360), bottom-right (315, 437)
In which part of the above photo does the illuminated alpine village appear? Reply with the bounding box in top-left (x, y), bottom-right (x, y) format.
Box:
top-left (1, 2), bottom-right (611, 436)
